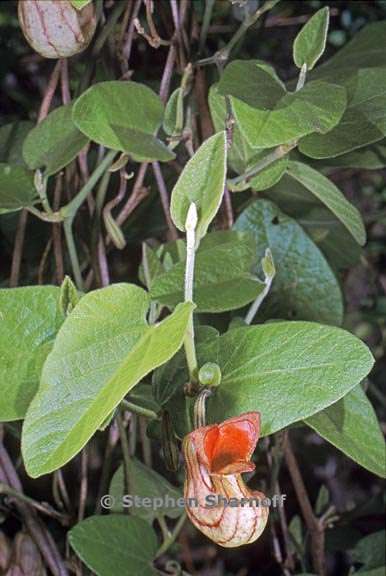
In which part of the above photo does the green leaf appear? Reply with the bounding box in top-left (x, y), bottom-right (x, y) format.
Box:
top-left (353, 568), bottom-right (386, 576)
top-left (163, 87), bottom-right (182, 136)
top-left (234, 199), bottom-right (344, 325)
top-left (22, 284), bottom-right (193, 477)
top-left (69, 515), bottom-right (158, 576)
top-left (111, 126), bottom-right (175, 162)
top-left (150, 231), bottom-right (265, 313)
top-left (23, 105), bottom-right (88, 176)
top-left (306, 386), bottom-right (386, 478)
top-left (127, 382), bottom-right (161, 414)
top-left (0, 286), bottom-right (63, 422)
top-left (316, 21), bottom-right (386, 75)
top-left (209, 82), bottom-right (289, 191)
top-left (287, 161), bottom-right (366, 245)
top-left (248, 153), bottom-right (289, 192)
top-left (293, 7), bottom-right (330, 70)
top-left (73, 81), bottom-right (171, 162)
top-left (298, 208), bottom-right (361, 270)
top-left (209, 83), bottom-right (254, 174)
top-left (204, 322), bottom-right (374, 436)
top-left (170, 131), bottom-right (227, 240)
top-left (109, 459), bottom-right (183, 520)
top-left (0, 121), bottom-right (33, 166)
top-left (218, 60), bottom-right (286, 109)
top-left (311, 142), bottom-right (386, 170)
top-left (70, 0), bottom-right (92, 9)
top-left (231, 80), bottom-right (346, 148)
top-left (351, 530), bottom-right (386, 571)
top-left (0, 163), bottom-right (37, 211)
top-left (300, 68), bottom-right (386, 158)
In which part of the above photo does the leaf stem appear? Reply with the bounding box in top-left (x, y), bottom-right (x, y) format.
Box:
top-left (183, 203), bottom-right (198, 382)
top-left (296, 63), bottom-right (307, 91)
top-left (155, 512), bottom-right (187, 558)
top-left (61, 150), bottom-right (117, 220)
top-left (228, 142), bottom-right (296, 189)
top-left (121, 399), bottom-right (158, 420)
top-left (199, 0), bottom-right (215, 55)
top-left (245, 278), bottom-right (273, 325)
top-left (197, 0), bottom-right (280, 66)
top-left (60, 150), bottom-right (117, 289)
top-left (63, 218), bottom-right (83, 290)
top-left (245, 248), bottom-right (275, 324)
top-left (116, 411), bottom-right (132, 512)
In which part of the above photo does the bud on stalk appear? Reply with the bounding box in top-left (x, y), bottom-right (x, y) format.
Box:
top-left (18, 0), bottom-right (97, 59)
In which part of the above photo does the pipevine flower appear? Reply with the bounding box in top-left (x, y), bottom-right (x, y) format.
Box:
top-left (18, 0), bottom-right (96, 59)
top-left (183, 411), bottom-right (269, 547)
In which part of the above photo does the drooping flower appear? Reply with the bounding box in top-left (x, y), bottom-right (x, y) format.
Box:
top-left (183, 412), bottom-right (269, 547)
top-left (18, 0), bottom-right (96, 59)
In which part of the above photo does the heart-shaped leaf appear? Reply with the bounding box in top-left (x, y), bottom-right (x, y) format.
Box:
top-left (72, 81), bottom-right (172, 162)
top-left (234, 199), bottom-right (344, 325)
top-left (300, 68), bottom-right (386, 158)
top-left (218, 61), bottom-right (346, 146)
top-left (22, 284), bottom-right (193, 477)
top-left (204, 322), bottom-right (374, 436)
top-left (170, 131), bottom-right (227, 241)
top-left (69, 515), bottom-right (158, 576)
top-left (232, 81), bottom-right (346, 148)
top-left (218, 60), bottom-right (285, 109)
top-left (0, 286), bottom-right (63, 422)
top-left (306, 386), bottom-right (386, 478)
top-left (23, 104), bottom-right (88, 176)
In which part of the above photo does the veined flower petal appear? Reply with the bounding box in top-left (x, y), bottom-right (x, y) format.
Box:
top-left (183, 412), bottom-right (269, 547)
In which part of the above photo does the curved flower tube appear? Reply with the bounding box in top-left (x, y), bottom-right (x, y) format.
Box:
top-left (183, 412), bottom-right (269, 547)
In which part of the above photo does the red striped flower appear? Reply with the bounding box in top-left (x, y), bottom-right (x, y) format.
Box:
top-left (183, 412), bottom-right (269, 547)
top-left (18, 0), bottom-right (96, 59)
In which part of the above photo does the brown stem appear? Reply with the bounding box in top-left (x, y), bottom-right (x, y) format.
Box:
top-left (121, 0), bottom-right (142, 65)
top-left (283, 432), bottom-right (326, 576)
top-left (159, 44), bottom-right (176, 103)
top-left (170, 0), bottom-right (186, 68)
top-left (116, 412), bottom-right (132, 510)
top-left (53, 174), bottom-right (65, 283)
top-left (38, 60), bottom-right (61, 123)
top-left (95, 424), bottom-right (120, 514)
top-left (78, 449), bottom-right (88, 522)
top-left (9, 209), bottom-right (28, 287)
top-left (97, 237), bottom-right (110, 286)
top-left (152, 162), bottom-right (178, 241)
top-left (60, 59), bottom-right (71, 105)
top-left (0, 482), bottom-right (69, 525)
top-left (222, 186), bottom-right (234, 229)
top-left (37, 237), bottom-right (53, 284)
top-left (0, 436), bottom-right (68, 576)
top-left (115, 162), bottom-right (149, 228)
top-left (194, 66), bottom-right (213, 141)
top-left (266, 438), bottom-right (294, 573)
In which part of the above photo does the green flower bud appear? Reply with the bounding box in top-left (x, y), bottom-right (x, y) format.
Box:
top-left (59, 275), bottom-right (79, 315)
top-left (198, 362), bottom-right (221, 388)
